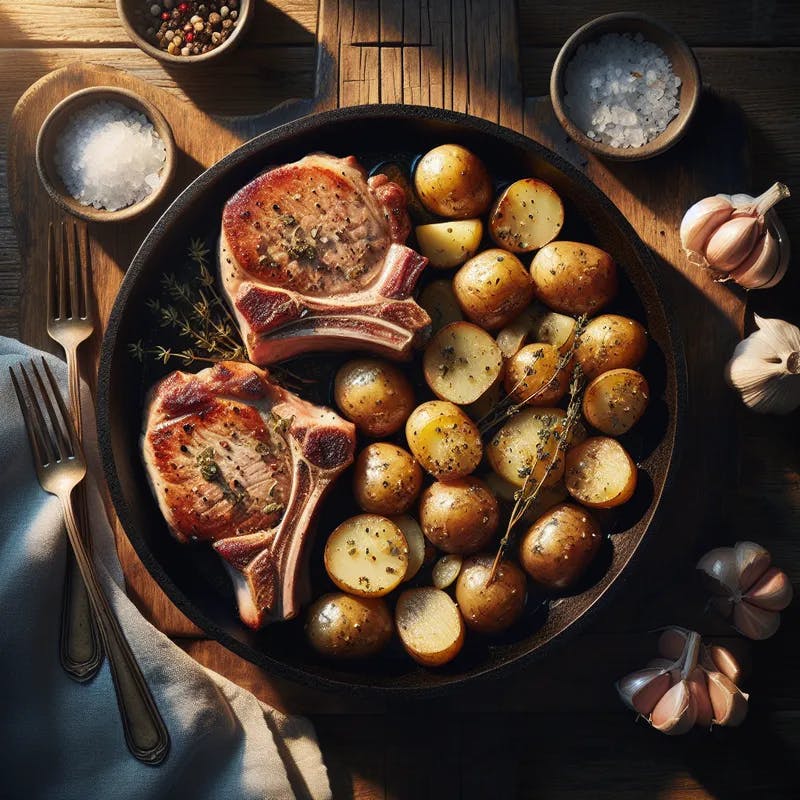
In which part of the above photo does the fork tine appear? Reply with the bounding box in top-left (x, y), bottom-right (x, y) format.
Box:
top-left (9, 366), bottom-right (47, 469)
top-left (40, 357), bottom-right (81, 462)
top-left (47, 223), bottom-right (57, 322)
top-left (18, 363), bottom-right (58, 465)
top-left (31, 358), bottom-right (72, 459)
top-left (58, 221), bottom-right (69, 320)
top-left (65, 220), bottom-right (80, 320)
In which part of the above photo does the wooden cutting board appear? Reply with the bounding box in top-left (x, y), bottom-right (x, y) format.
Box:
top-left (9, 0), bottom-right (749, 694)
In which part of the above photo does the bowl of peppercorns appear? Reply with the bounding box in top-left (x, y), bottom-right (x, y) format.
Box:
top-left (117, 0), bottom-right (252, 63)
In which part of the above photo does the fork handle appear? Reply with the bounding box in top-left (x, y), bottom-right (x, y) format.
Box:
top-left (65, 343), bottom-right (83, 440)
top-left (59, 492), bottom-right (170, 764)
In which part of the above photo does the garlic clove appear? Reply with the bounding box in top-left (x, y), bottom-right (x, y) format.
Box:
top-left (733, 601), bottom-right (781, 640)
top-left (616, 668), bottom-right (672, 716)
top-left (651, 679), bottom-right (697, 735)
top-left (756, 216), bottom-right (791, 289)
top-left (701, 644), bottom-right (744, 685)
top-left (706, 670), bottom-right (749, 727)
top-left (734, 541), bottom-right (772, 592)
top-left (656, 627), bottom-right (689, 660)
top-left (686, 666), bottom-right (714, 729)
top-left (743, 566), bottom-right (793, 611)
top-left (696, 547), bottom-right (740, 595)
top-left (704, 216), bottom-right (763, 271)
top-left (680, 196), bottom-right (733, 260)
top-left (730, 230), bottom-right (780, 289)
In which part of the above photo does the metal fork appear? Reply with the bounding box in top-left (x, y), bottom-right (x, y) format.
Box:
top-left (48, 221), bottom-right (103, 681)
top-left (11, 359), bottom-right (170, 765)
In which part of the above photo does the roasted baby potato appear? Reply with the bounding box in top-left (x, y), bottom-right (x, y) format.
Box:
top-left (396, 587), bottom-right (465, 666)
top-left (455, 555), bottom-right (527, 634)
top-left (432, 554), bottom-right (464, 589)
top-left (419, 279), bottom-right (464, 335)
top-left (423, 321), bottom-right (504, 405)
top-left (575, 314), bottom-right (648, 380)
top-left (324, 514), bottom-right (409, 597)
top-left (390, 515), bottom-right (427, 582)
top-left (486, 408), bottom-right (569, 488)
top-left (334, 358), bottom-right (415, 437)
top-left (418, 476), bottom-right (500, 554)
top-left (489, 178), bottom-right (564, 253)
top-left (530, 242), bottom-right (617, 315)
top-left (405, 400), bottom-right (483, 480)
top-left (452, 249), bottom-right (535, 330)
top-left (519, 503), bottom-right (603, 590)
top-left (413, 144), bottom-right (493, 219)
top-left (353, 443), bottom-right (423, 515)
top-left (305, 593), bottom-right (393, 659)
top-left (415, 219), bottom-right (483, 269)
top-left (496, 304), bottom-right (576, 359)
top-left (582, 368), bottom-right (649, 435)
top-left (503, 343), bottom-right (571, 406)
top-left (565, 437), bottom-right (637, 508)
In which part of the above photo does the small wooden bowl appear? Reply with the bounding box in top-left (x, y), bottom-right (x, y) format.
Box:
top-left (550, 13), bottom-right (701, 161)
top-left (35, 86), bottom-right (177, 223)
top-left (116, 0), bottom-right (253, 65)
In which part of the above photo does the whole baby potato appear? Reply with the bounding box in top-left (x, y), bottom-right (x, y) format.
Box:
top-left (334, 358), bottom-right (415, 437)
top-left (503, 343), bottom-right (571, 406)
top-left (305, 593), bottom-right (393, 659)
top-left (353, 442), bottom-right (423, 515)
top-left (575, 314), bottom-right (648, 380)
top-left (414, 144), bottom-right (493, 219)
top-left (530, 241), bottom-right (617, 315)
top-left (519, 503), bottom-right (602, 591)
top-left (418, 476), bottom-right (500, 554)
top-left (455, 554), bottom-right (527, 634)
top-left (453, 249), bottom-right (535, 330)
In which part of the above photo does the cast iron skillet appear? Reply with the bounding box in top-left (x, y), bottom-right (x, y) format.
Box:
top-left (98, 105), bottom-right (685, 695)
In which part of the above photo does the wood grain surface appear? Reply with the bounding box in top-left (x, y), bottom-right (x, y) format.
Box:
top-left (2, 1), bottom-right (799, 798)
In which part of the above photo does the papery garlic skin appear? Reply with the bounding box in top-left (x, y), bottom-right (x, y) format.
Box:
top-left (725, 315), bottom-right (800, 414)
top-left (616, 668), bottom-right (672, 715)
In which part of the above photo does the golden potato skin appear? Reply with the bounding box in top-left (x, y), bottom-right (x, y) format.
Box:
top-left (419, 477), bottom-right (500, 554)
top-left (305, 593), bottom-right (393, 659)
top-left (453, 249), bottom-right (535, 330)
top-left (575, 314), bottom-right (648, 380)
top-left (455, 555), bottom-right (527, 634)
top-left (530, 241), bottom-right (617, 315)
top-left (353, 443), bottom-right (423, 515)
top-left (582, 368), bottom-right (649, 435)
top-left (413, 144), bottom-right (493, 219)
top-left (519, 503), bottom-right (602, 590)
top-left (504, 343), bottom-right (571, 406)
top-left (334, 358), bottom-right (415, 437)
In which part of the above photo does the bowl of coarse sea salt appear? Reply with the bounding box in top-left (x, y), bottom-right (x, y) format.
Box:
top-left (550, 13), bottom-right (701, 161)
top-left (36, 86), bottom-right (177, 222)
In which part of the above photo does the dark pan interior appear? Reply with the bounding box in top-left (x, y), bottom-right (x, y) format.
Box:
top-left (98, 105), bottom-right (685, 695)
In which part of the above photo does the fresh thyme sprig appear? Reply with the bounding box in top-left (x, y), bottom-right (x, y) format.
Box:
top-left (488, 364), bottom-right (585, 583)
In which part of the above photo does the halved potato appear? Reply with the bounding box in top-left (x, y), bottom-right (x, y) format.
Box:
top-left (432, 554), bottom-right (464, 589)
top-left (416, 220), bottom-right (483, 269)
top-left (582, 368), bottom-right (649, 435)
top-left (486, 408), bottom-right (568, 488)
top-left (324, 514), bottom-right (409, 597)
top-left (405, 401), bottom-right (483, 480)
top-left (419, 280), bottom-right (464, 335)
top-left (489, 178), bottom-right (564, 253)
top-left (575, 314), bottom-right (648, 380)
top-left (305, 593), bottom-right (393, 659)
top-left (396, 587), bottom-right (465, 666)
top-left (564, 437), bottom-right (637, 508)
top-left (423, 321), bottom-right (504, 405)
top-left (496, 304), bottom-right (576, 358)
top-left (503, 343), bottom-right (571, 406)
top-left (390, 515), bottom-right (427, 582)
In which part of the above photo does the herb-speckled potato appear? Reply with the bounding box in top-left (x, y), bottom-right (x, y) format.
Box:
top-left (305, 593), bottom-right (393, 659)
top-left (405, 400), bottom-right (483, 480)
top-left (565, 437), bottom-right (637, 508)
top-left (455, 555), bottom-right (527, 634)
top-left (419, 280), bottom-right (464, 335)
top-left (453, 249), bottom-right (535, 330)
top-left (582, 368), bottom-right (649, 435)
top-left (489, 178), bottom-right (564, 253)
top-left (530, 242), bottom-right (617, 315)
top-left (496, 304), bottom-right (577, 359)
top-left (503, 343), bottom-right (571, 406)
top-left (415, 219), bottom-right (483, 269)
top-left (418, 476), bottom-right (500, 554)
top-left (390, 515), bottom-right (427, 582)
top-left (575, 314), bottom-right (648, 380)
top-left (353, 442), bottom-right (423, 515)
top-left (334, 358), bottom-right (415, 437)
top-left (413, 144), bottom-right (493, 219)
top-left (519, 503), bottom-right (603, 590)
top-left (396, 587), bottom-right (465, 666)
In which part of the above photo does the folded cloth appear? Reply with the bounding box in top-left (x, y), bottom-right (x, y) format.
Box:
top-left (0, 337), bottom-right (331, 800)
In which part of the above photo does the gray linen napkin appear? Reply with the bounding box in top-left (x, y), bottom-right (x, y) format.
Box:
top-left (0, 337), bottom-right (331, 800)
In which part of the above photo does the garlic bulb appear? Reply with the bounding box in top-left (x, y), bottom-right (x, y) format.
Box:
top-left (697, 541), bottom-right (794, 640)
top-left (680, 182), bottom-right (791, 289)
top-left (725, 315), bottom-right (800, 414)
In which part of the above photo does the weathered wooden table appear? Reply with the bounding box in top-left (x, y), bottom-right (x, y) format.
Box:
top-left (1, 2), bottom-right (799, 797)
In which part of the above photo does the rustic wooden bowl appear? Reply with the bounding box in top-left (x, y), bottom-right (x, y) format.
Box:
top-left (35, 86), bottom-right (176, 223)
top-left (116, 0), bottom-right (253, 65)
top-left (550, 12), bottom-right (701, 161)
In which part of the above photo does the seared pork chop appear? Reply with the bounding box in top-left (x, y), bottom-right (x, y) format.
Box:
top-left (220, 153), bottom-right (431, 364)
top-left (142, 361), bottom-right (355, 628)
